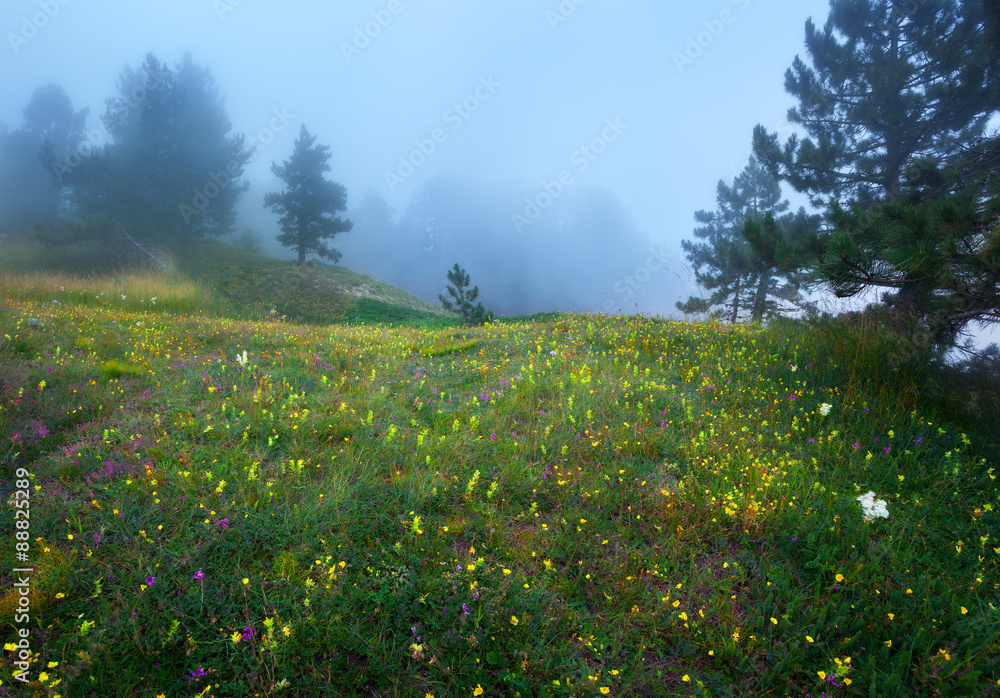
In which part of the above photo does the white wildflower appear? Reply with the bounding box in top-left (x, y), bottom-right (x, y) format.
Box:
top-left (818, 403), bottom-right (833, 416)
top-left (856, 491), bottom-right (889, 522)
top-left (236, 350), bottom-right (248, 367)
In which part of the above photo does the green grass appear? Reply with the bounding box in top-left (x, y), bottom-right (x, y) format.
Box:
top-left (340, 297), bottom-right (462, 329)
top-left (0, 236), bottom-right (452, 327)
top-left (1, 265), bottom-right (999, 696)
top-left (0, 268), bottom-right (219, 317)
top-left (170, 240), bottom-right (448, 326)
top-left (412, 338), bottom-right (482, 357)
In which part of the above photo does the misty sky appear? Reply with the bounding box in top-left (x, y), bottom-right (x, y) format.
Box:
top-left (3, 3), bottom-right (828, 228)
top-left (15, 0), bottom-right (989, 332)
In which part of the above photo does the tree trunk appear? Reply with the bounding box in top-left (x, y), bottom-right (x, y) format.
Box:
top-left (894, 280), bottom-right (928, 317)
top-left (751, 274), bottom-right (771, 322)
top-left (730, 274), bottom-right (741, 323)
top-left (883, 13), bottom-right (903, 200)
top-left (297, 247), bottom-right (305, 264)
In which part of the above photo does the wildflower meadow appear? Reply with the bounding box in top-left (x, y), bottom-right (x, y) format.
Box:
top-left (1, 265), bottom-right (998, 696)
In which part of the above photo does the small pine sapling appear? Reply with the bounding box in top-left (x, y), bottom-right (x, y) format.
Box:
top-left (439, 263), bottom-right (494, 325)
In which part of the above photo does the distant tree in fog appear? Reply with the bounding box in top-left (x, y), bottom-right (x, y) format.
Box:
top-left (25, 83), bottom-right (89, 164)
top-left (336, 189), bottom-right (400, 278)
top-left (58, 53), bottom-right (250, 244)
top-left (0, 84), bottom-right (86, 232)
top-left (0, 125), bottom-right (56, 232)
top-left (234, 228), bottom-right (263, 254)
top-left (265, 125), bottom-right (353, 264)
top-left (386, 175), bottom-right (662, 316)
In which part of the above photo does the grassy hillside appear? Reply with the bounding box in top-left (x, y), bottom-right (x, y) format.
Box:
top-left (0, 236), bottom-right (456, 328)
top-left (1, 263), bottom-right (999, 696)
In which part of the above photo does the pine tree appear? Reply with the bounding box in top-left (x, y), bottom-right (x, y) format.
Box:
top-left (265, 125), bottom-right (353, 264)
top-left (820, 133), bottom-right (1000, 343)
top-left (742, 208), bottom-right (823, 322)
top-left (678, 156), bottom-right (813, 322)
top-left (59, 53), bottom-right (250, 244)
top-left (24, 83), bottom-right (88, 179)
top-left (439, 263), bottom-right (493, 325)
top-left (676, 206), bottom-right (755, 322)
top-left (753, 0), bottom-right (999, 208)
top-left (752, 0), bottom-right (1000, 338)
top-left (0, 84), bottom-right (86, 230)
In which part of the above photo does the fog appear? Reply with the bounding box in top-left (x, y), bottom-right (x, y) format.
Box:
top-left (5, 0), bottom-right (842, 316)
